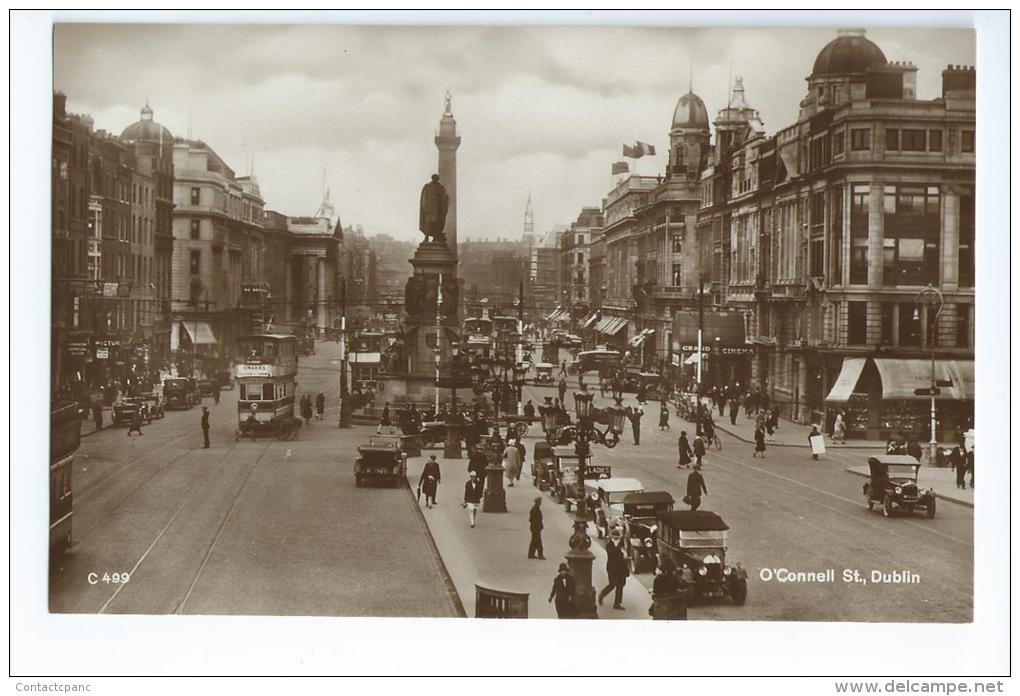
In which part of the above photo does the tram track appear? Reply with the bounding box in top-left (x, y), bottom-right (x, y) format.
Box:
top-left (95, 436), bottom-right (277, 615)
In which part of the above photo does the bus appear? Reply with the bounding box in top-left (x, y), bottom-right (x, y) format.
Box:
top-left (576, 349), bottom-right (622, 377)
top-left (50, 401), bottom-right (81, 556)
top-left (463, 317), bottom-right (494, 375)
top-left (236, 334), bottom-right (301, 440)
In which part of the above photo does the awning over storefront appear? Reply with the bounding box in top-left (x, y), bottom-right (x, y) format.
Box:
top-left (824, 357), bottom-right (867, 402)
top-left (580, 312), bottom-right (599, 329)
top-left (873, 358), bottom-right (974, 401)
top-left (628, 328), bottom-right (655, 348)
top-left (597, 316), bottom-right (628, 336)
top-left (546, 307), bottom-right (569, 322)
top-left (180, 321), bottom-right (218, 345)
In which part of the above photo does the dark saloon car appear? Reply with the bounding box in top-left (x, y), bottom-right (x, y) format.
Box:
top-left (354, 438), bottom-right (408, 488)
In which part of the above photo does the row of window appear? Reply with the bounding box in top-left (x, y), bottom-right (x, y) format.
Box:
top-left (850, 127), bottom-right (973, 154)
top-left (846, 301), bottom-right (971, 349)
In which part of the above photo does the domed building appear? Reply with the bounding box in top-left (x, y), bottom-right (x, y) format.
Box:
top-left (120, 101), bottom-right (174, 144)
top-left (800, 29), bottom-right (916, 119)
top-left (668, 90), bottom-right (710, 180)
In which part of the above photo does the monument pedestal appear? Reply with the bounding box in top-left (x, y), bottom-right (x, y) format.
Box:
top-left (403, 242), bottom-right (461, 385)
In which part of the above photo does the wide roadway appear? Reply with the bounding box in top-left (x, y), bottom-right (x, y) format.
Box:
top-left (49, 342), bottom-right (460, 617)
top-left (520, 380), bottom-right (973, 623)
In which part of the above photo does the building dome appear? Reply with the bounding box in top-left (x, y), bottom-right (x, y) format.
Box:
top-left (812, 29), bottom-right (887, 76)
top-left (672, 91), bottom-right (709, 130)
top-left (120, 101), bottom-right (173, 143)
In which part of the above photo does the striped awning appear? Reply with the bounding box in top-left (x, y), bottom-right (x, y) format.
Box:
top-left (580, 312), bottom-right (599, 329)
top-left (546, 307), bottom-right (570, 322)
top-left (628, 328), bottom-right (655, 348)
top-left (597, 316), bottom-right (628, 336)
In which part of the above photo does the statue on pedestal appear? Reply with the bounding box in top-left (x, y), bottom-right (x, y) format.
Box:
top-left (419, 174), bottom-right (449, 244)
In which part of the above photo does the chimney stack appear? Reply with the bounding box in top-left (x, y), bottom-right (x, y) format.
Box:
top-left (942, 64), bottom-right (976, 98)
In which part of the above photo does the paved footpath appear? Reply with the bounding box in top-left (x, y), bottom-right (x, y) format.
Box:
top-left (407, 447), bottom-right (652, 620)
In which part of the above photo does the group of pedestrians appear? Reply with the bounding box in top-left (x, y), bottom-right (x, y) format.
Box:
top-left (300, 392), bottom-right (326, 425)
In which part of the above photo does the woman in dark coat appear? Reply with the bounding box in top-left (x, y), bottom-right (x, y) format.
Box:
top-left (549, 563), bottom-right (576, 618)
top-left (300, 395), bottom-right (313, 424)
top-left (692, 434), bottom-right (707, 467)
top-left (419, 455), bottom-right (441, 508)
top-left (677, 432), bottom-right (692, 469)
top-left (753, 425), bottom-right (766, 458)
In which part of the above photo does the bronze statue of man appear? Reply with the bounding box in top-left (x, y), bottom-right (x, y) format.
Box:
top-left (419, 174), bottom-right (449, 244)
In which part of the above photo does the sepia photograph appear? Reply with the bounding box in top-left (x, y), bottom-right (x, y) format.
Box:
top-left (10, 8), bottom-right (1011, 682)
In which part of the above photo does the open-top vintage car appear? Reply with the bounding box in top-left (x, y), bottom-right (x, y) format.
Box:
top-left (620, 491), bottom-right (676, 573)
top-left (656, 510), bottom-right (747, 605)
top-left (549, 445), bottom-right (588, 506)
top-left (354, 437), bottom-right (408, 488)
top-left (112, 397), bottom-right (150, 426)
top-left (584, 477), bottom-right (643, 540)
top-left (863, 455), bottom-right (936, 518)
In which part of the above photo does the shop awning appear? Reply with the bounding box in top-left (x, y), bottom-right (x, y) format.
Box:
top-left (824, 357), bottom-right (867, 402)
top-left (598, 316), bottom-right (628, 336)
top-left (628, 328), bottom-right (655, 348)
top-left (546, 306), bottom-right (570, 322)
top-left (180, 321), bottom-right (218, 345)
top-left (580, 312), bottom-right (599, 329)
top-left (873, 358), bottom-right (974, 401)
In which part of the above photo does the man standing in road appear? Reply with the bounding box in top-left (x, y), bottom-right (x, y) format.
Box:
top-left (201, 406), bottom-right (210, 448)
top-left (92, 401), bottom-right (103, 432)
top-left (523, 399), bottom-right (536, 423)
top-left (315, 392), bottom-right (326, 421)
top-left (597, 533), bottom-right (629, 610)
top-left (692, 433), bottom-right (706, 468)
top-left (729, 397), bottom-right (739, 426)
top-left (628, 406), bottom-right (643, 445)
top-left (686, 463), bottom-right (707, 511)
top-left (528, 497), bottom-right (545, 559)
top-left (558, 376), bottom-right (567, 404)
top-left (462, 471), bottom-right (484, 528)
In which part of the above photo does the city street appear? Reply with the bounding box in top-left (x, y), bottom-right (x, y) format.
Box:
top-left (518, 379), bottom-right (973, 623)
top-left (49, 342), bottom-right (461, 618)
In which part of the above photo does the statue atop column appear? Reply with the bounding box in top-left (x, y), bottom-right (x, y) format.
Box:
top-left (419, 174), bottom-right (449, 244)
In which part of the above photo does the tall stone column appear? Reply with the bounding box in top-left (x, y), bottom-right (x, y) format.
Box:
top-left (316, 257), bottom-right (327, 337)
top-left (867, 184), bottom-right (884, 289)
top-left (941, 186), bottom-right (960, 291)
top-left (435, 93), bottom-right (461, 261)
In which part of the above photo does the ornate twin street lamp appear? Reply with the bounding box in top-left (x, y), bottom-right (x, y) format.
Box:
top-left (551, 387), bottom-right (627, 619)
top-left (914, 284), bottom-right (945, 467)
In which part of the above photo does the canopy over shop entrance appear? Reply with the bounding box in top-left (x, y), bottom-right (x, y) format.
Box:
top-left (825, 357), bottom-right (973, 402)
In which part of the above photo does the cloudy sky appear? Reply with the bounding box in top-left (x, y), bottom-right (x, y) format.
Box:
top-left (54, 22), bottom-right (974, 242)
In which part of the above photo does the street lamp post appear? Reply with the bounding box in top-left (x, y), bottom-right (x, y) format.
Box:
top-left (915, 284), bottom-right (945, 467)
top-left (553, 387), bottom-right (627, 619)
top-left (444, 341), bottom-right (464, 460)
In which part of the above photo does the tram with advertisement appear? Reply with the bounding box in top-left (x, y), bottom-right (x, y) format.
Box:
top-left (235, 334), bottom-right (302, 441)
top-left (463, 316), bottom-right (494, 378)
top-left (50, 401), bottom-right (81, 556)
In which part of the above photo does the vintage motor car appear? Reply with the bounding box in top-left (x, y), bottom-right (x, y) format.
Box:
top-left (197, 378), bottom-right (217, 397)
top-left (549, 445), bottom-right (590, 506)
top-left (620, 491), bottom-right (676, 573)
top-left (112, 397), bottom-right (150, 426)
top-left (354, 437), bottom-right (408, 488)
top-left (584, 477), bottom-right (643, 540)
top-left (532, 440), bottom-right (554, 490)
top-left (369, 432), bottom-right (422, 459)
top-left (863, 455), bottom-right (936, 518)
top-left (534, 363), bottom-right (555, 385)
top-left (163, 378), bottom-right (198, 410)
top-left (655, 510), bottom-right (748, 605)
top-left (138, 392), bottom-right (165, 420)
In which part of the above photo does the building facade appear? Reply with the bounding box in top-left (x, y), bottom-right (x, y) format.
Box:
top-left (701, 29), bottom-right (975, 438)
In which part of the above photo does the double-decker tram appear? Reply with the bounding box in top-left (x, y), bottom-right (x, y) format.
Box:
top-left (235, 334), bottom-right (302, 440)
top-left (463, 316), bottom-right (494, 378)
top-left (50, 401), bottom-right (81, 556)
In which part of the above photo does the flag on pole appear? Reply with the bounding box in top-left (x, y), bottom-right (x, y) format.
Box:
top-left (622, 142), bottom-right (657, 158)
top-left (611, 161), bottom-right (629, 175)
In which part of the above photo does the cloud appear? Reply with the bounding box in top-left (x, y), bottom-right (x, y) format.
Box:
top-left (54, 23), bottom-right (974, 243)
